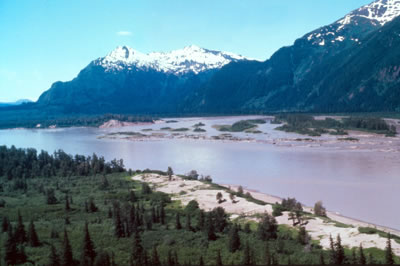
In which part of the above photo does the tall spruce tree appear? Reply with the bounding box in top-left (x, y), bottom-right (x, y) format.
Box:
top-left (62, 229), bottom-right (74, 266)
top-left (329, 235), bottom-right (336, 264)
top-left (49, 245), bottom-right (61, 266)
top-left (385, 234), bottom-right (395, 265)
top-left (131, 230), bottom-right (144, 266)
top-left (114, 206), bottom-right (125, 238)
top-left (151, 246), bottom-right (161, 266)
top-left (175, 213), bottom-right (182, 230)
top-left (257, 213), bottom-right (277, 241)
top-left (65, 194), bottom-right (70, 211)
top-left (335, 234), bottom-right (345, 265)
top-left (216, 250), bottom-right (223, 266)
top-left (1, 215), bottom-right (10, 233)
top-left (228, 224), bottom-right (241, 252)
top-left (15, 210), bottom-right (27, 244)
top-left (5, 226), bottom-right (18, 265)
top-left (81, 222), bottom-right (96, 265)
top-left (319, 251), bottom-right (325, 265)
top-left (28, 220), bottom-right (40, 247)
top-left (185, 214), bottom-right (192, 231)
top-left (206, 213), bottom-right (217, 241)
top-left (359, 244), bottom-right (366, 265)
top-left (242, 241), bottom-right (252, 266)
top-left (199, 255), bottom-right (204, 266)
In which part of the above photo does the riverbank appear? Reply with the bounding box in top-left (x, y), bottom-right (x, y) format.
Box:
top-left (133, 173), bottom-right (400, 256)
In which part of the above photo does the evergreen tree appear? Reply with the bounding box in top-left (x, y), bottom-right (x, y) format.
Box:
top-left (15, 210), bottom-right (27, 244)
top-left (228, 224), bottom-right (241, 253)
top-left (359, 244), bottom-right (366, 265)
top-left (160, 204), bottom-right (166, 225)
top-left (297, 227), bottom-right (309, 245)
top-left (199, 255), bottom-right (204, 266)
top-left (62, 229), bottom-right (74, 266)
top-left (216, 250), bottom-right (223, 266)
top-left (114, 206), bottom-right (125, 238)
top-left (49, 245), bottom-right (61, 266)
top-left (257, 213), bottom-right (277, 241)
top-left (1, 215), bottom-right (10, 233)
top-left (185, 214), bottom-right (192, 231)
top-left (151, 206), bottom-right (157, 223)
top-left (335, 234), bottom-right (345, 265)
top-left (329, 235), bottom-right (336, 264)
top-left (65, 194), bottom-right (71, 211)
top-left (175, 213), bottom-right (182, 230)
top-left (129, 191), bottom-right (137, 203)
top-left (81, 222), bottom-right (97, 265)
top-left (244, 223), bottom-right (251, 234)
top-left (167, 250), bottom-right (174, 266)
top-left (319, 251), bottom-right (325, 265)
top-left (173, 250), bottom-right (179, 266)
top-left (197, 211), bottom-right (205, 230)
top-left (242, 241), bottom-right (252, 266)
top-left (131, 230), bottom-right (144, 266)
top-left (151, 246), bottom-right (161, 266)
top-left (167, 167), bottom-right (173, 181)
top-left (5, 226), bottom-right (18, 265)
top-left (28, 220), bottom-right (40, 247)
top-left (206, 213), bottom-right (217, 241)
top-left (385, 234), bottom-right (395, 265)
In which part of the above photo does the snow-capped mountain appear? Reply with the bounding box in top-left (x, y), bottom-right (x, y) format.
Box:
top-left (305, 0), bottom-right (400, 46)
top-left (95, 45), bottom-right (248, 75)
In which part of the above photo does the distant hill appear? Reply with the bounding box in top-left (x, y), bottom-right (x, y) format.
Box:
top-left (0, 99), bottom-right (32, 107)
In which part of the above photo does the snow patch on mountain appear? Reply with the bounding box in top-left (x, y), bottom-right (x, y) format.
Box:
top-left (96, 45), bottom-right (248, 75)
top-left (305, 0), bottom-right (400, 46)
top-left (338, 0), bottom-right (400, 28)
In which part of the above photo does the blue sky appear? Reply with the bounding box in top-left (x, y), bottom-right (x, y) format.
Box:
top-left (0, 0), bottom-right (372, 102)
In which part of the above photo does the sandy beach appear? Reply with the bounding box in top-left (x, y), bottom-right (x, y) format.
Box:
top-left (133, 173), bottom-right (400, 255)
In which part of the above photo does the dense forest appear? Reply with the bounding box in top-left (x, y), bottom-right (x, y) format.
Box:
top-left (0, 114), bottom-right (154, 130)
top-left (273, 114), bottom-right (397, 137)
top-left (0, 146), bottom-right (398, 265)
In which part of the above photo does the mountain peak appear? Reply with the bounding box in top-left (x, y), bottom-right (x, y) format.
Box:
top-left (338, 0), bottom-right (400, 28)
top-left (96, 45), bottom-right (248, 75)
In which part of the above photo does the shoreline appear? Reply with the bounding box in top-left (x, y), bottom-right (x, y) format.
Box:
top-left (222, 183), bottom-right (400, 235)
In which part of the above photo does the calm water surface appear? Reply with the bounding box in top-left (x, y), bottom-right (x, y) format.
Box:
top-left (1, 117), bottom-right (399, 229)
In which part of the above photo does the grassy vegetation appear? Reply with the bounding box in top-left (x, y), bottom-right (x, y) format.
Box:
top-left (215, 120), bottom-right (259, 132)
top-left (358, 227), bottom-right (400, 244)
top-left (274, 114), bottom-right (397, 137)
top-left (171, 128), bottom-right (190, 132)
top-left (194, 128), bottom-right (207, 133)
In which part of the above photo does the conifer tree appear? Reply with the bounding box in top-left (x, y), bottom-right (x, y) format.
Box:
top-left (216, 249), bottom-right (223, 266)
top-left (329, 235), bottom-right (336, 264)
top-left (173, 250), bottom-right (179, 266)
top-left (114, 207), bottom-right (125, 238)
top-left (167, 250), bottom-right (174, 266)
top-left (151, 246), bottom-right (161, 266)
top-left (81, 222), bottom-right (96, 265)
top-left (167, 167), bottom-right (173, 181)
top-left (28, 220), bottom-right (40, 247)
top-left (1, 215), bottom-right (10, 233)
top-left (49, 245), bottom-right (61, 266)
top-left (206, 213), bottom-right (216, 241)
top-left (62, 229), bottom-right (74, 266)
top-left (160, 204), bottom-right (166, 225)
top-left (335, 234), bottom-right (345, 265)
top-left (359, 244), bottom-right (366, 265)
top-left (199, 255), bottom-right (204, 266)
top-left (319, 251), bottom-right (325, 265)
top-left (151, 206), bottom-right (156, 223)
top-left (185, 214), bottom-right (192, 231)
top-left (5, 226), bottom-right (18, 265)
top-left (15, 210), bottom-right (27, 244)
top-left (368, 253), bottom-right (375, 265)
top-left (129, 191), bottom-right (137, 203)
top-left (131, 230), bottom-right (144, 266)
top-left (175, 213), bottom-right (182, 230)
top-left (65, 194), bottom-right (70, 211)
top-left (94, 251), bottom-right (111, 266)
top-left (197, 211), bottom-right (205, 230)
top-left (242, 241), bottom-right (252, 266)
top-left (257, 213), bottom-right (277, 241)
top-left (228, 224), bottom-right (240, 252)
top-left (385, 234), bottom-right (395, 265)
top-left (244, 223), bottom-right (251, 234)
